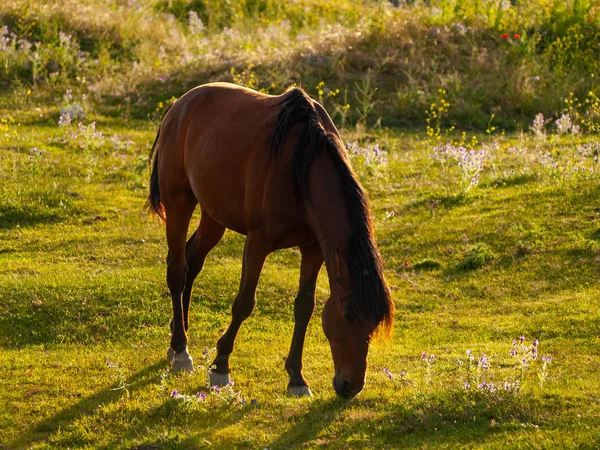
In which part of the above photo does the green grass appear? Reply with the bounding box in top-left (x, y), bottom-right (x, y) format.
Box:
top-left (1, 1), bottom-right (600, 447)
top-left (2, 0), bottom-right (600, 129)
top-left (1, 115), bottom-right (599, 448)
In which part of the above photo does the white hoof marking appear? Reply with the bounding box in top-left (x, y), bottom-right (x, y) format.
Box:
top-left (209, 371), bottom-right (230, 387)
top-left (166, 346), bottom-right (175, 363)
top-left (172, 348), bottom-right (194, 372)
top-left (288, 385), bottom-right (312, 397)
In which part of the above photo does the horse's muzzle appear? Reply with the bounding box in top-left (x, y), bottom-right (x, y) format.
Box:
top-left (332, 375), bottom-right (362, 398)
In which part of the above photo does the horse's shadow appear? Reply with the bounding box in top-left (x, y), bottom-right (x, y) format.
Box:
top-left (266, 397), bottom-right (348, 449)
top-left (9, 361), bottom-right (166, 449)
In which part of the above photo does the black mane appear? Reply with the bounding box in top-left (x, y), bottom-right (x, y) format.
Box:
top-left (269, 87), bottom-right (394, 333)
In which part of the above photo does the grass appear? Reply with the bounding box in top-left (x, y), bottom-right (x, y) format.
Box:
top-left (1, 113), bottom-right (599, 448)
top-left (2, 0), bottom-right (600, 129)
top-left (1, 0), bottom-right (600, 448)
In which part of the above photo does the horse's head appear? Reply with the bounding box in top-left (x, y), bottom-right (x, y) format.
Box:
top-left (322, 251), bottom-right (393, 398)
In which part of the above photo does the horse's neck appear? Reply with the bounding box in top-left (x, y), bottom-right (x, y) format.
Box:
top-left (304, 152), bottom-right (352, 282)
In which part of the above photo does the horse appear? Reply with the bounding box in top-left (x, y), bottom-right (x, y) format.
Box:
top-left (146, 82), bottom-right (394, 398)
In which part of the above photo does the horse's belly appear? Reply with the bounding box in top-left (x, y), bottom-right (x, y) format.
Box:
top-left (186, 150), bottom-right (249, 234)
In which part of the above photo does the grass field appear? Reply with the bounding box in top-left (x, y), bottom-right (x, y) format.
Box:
top-left (1, 114), bottom-right (599, 448)
top-left (1, 0), bottom-right (600, 448)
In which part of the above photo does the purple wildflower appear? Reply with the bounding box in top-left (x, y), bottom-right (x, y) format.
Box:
top-left (383, 368), bottom-right (393, 379)
top-left (533, 339), bottom-right (539, 347)
top-left (480, 354), bottom-right (489, 369)
top-left (170, 389), bottom-right (179, 398)
top-left (250, 399), bottom-right (257, 405)
top-left (421, 351), bottom-right (427, 360)
top-left (463, 382), bottom-right (470, 389)
top-left (196, 391), bottom-right (207, 400)
top-left (510, 349), bottom-right (518, 356)
top-left (212, 385), bottom-right (220, 393)
top-left (542, 355), bottom-right (552, 363)
top-left (429, 354), bottom-right (435, 362)
top-left (400, 371), bottom-right (406, 377)
top-left (519, 336), bottom-right (525, 343)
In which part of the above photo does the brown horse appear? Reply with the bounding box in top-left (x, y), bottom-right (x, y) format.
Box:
top-left (147, 82), bottom-right (394, 398)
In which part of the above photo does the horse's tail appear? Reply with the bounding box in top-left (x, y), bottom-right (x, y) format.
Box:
top-left (145, 106), bottom-right (172, 222)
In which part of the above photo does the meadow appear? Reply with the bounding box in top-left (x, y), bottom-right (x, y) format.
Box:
top-left (1, 0), bottom-right (600, 448)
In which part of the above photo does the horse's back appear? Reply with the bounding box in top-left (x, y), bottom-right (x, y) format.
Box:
top-left (159, 83), bottom-right (298, 235)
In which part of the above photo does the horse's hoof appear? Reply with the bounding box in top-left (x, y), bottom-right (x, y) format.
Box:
top-left (172, 348), bottom-right (194, 372)
top-left (287, 384), bottom-right (312, 397)
top-left (166, 346), bottom-right (175, 363)
top-left (209, 370), bottom-right (230, 387)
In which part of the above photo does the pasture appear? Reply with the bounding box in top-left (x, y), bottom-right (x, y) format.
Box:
top-left (1, 0), bottom-right (600, 448)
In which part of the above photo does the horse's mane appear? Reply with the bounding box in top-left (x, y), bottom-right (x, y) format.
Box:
top-left (269, 87), bottom-right (394, 335)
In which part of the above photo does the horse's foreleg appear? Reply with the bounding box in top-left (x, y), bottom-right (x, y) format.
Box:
top-left (164, 193), bottom-right (197, 372)
top-left (210, 233), bottom-right (270, 386)
top-left (285, 242), bottom-right (323, 396)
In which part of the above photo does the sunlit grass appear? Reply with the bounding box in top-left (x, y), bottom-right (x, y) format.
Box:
top-left (1, 112), bottom-right (599, 447)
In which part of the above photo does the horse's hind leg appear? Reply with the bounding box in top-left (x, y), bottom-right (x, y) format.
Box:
top-left (210, 233), bottom-right (271, 386)
top-left (285, 242), bottom-right (323, 396)
top-left (167, 212), bottom-right (225, 363)
top-left (182, 212), bottom-right (225, 331)
top-left (164, 192), bottom-right (197, 372)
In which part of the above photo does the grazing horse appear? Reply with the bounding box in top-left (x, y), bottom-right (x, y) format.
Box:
top-left (146, 82), bottom-right (394, 398)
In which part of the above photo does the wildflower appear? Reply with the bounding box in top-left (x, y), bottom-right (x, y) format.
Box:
top-left (466, 349), bottom-right (472, 356)
top-left (228, 380), bottom-right (235, 386)
top-left (212, 385), bottom-right (220, 393)
top-left (196, 392), bottom-right (207, 400)
top-left (542, 355), bottom-right (552, 363)
top-left (519, 336), bottom-right (525, 343)
top-left (400, 371), bottom-right (406, 377)
top-left (556, 114), bottom-right (573, 134)
top-left (514, 33), bottom-right (521, 39)
top-left (429, 355), bottom-right (435, 362)
top-left (463, 382), bottom-right (470, 389)
top-left (421, 352), bottom-right (427, 360)
top-left (533, 339), bottom-right (539, 347)
top-left (455, 23), bottom-right (467, 34)
top-left (170, 389), bottom-right (179, 398)
top-left (502, 33), bottom-right (509, 39)
top-left (383, 368), bottom-right (393, 379)
top-left (510, 349), bottom-right (518, 356)
top-left (480, 354), bottom-right (489, 369)
top-left (58, 112), bottom-right (72, 127)
top-left (250, 399), bottom-right (257, 405)
top-left (188, 10), bottom-right (205, 35)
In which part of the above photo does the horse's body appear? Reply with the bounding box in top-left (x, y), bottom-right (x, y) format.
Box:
top-left (148, 82), bottom-right (393, 398)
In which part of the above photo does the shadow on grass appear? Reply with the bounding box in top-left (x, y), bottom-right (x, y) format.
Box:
top-left (0, 205), bottom-right (63, 230)
top-left (408, 192), bottom-right (475, 213)
top-left (10, 360), bottom-right (166, 449)
top-left (484, 173), bottom-right (537, 189)
top-left (266, 391), bottom-right (541, 448)
top-left (266, 397), bottom-right (347, 449)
